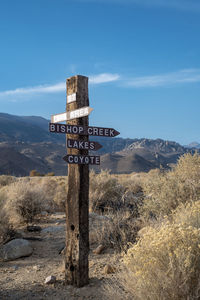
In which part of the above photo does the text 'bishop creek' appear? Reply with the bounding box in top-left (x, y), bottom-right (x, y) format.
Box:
top-left (49, 123), bottom-right (118, 137)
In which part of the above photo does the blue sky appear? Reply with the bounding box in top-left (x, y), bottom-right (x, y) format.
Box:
top-left (0, 0), bottom-right (200, 145)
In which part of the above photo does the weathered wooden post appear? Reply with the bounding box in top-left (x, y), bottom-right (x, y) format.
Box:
top-left (65, 75), bottom-right (89, 287)
top-left (49, 74), bottom-right (120, 287)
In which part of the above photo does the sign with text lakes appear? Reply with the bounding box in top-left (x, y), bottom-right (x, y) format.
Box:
top-left (67, 139), bottom-right (102, 151)
top-left (49, 123), bottom-right (120, 137)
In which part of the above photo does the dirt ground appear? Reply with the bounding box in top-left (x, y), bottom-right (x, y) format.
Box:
top-left (0, 213), bottom-right (129, 300)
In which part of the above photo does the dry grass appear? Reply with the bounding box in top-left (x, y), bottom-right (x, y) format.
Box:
top-left (0, 175), bottom-right (16, 188)
top-left (90, 211), bottom-right (141, 252)
top-left (0, 189), bottom-right (14, 245)
top-left (0, 176), bottom-right (68, 229)
top-left (123, 220), bottom-right (200, 300)
top-left (141, 153), bottom-right (200, 219)
top-left (89, 170), bottom-right (124, 213)
top-left (1, 153), bottom-right (200, 299)
top-left (3, 181), bottom-right (45, 224)
top-left (89, 170), bottom-right (144, 216)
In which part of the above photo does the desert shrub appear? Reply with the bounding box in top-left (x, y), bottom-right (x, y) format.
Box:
top-left (53, 178), bottom-right (68, 211)
top-left (123, 222), bottom-right (200, 300)
top-left (89, 170), bottom-right (124, 213)
top-left (4, 181), bottom-right (46, 224)
top-left (90, 212), bottom-right (140, 252)
top-left (172, 200), bottom-right (200, 230)
top-left (120, 172), bottom-right (145, 194)
top-left (0, 175), bottom-right (16, 188)
top-left (36, 176), bottom-right (68, 211)
top-left (45, 172), bottom-right (55, 176)
top-left (141, 153), bottom-right (200, 219)
top-left (174, 152), bottom-right (200, 186)
top-left (0, 190), bottom-right (14, 245)
top-left (39, 177), bottom-right (58, 211)
top-left (29, 170), bottom-right (43, 177)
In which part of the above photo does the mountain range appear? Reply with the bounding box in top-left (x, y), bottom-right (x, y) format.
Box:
top-left (0, 112), bottom-right (198, 176)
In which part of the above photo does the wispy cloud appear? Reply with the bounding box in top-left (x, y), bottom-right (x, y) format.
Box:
top-left (0, 82), bottom-right (66, 97)
top-left (0, 73), bottom-right (120, 99)
top-left (76, 0), bottom-right (200, 12)
top-left (125, 69), bottom-right (200, 88)
top-left (137, 0), bottom-right (200, 12)
top-left (0, 69), bottom-right (199, 100)
top-left (89, 73), bottom-right (120, 84)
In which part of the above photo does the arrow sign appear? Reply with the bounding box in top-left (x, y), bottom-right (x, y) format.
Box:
top-left (63, 154), bottom-right (100, 165)
top-left (67, 139), bottom-right (102, 151)
top-left (51, 106), bottom-right (93, 123)
top-left (49, 123), bottom-right (120, 137)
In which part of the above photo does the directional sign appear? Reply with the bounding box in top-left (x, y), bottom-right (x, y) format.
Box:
top-left (49, 123), bottom-right (120, 137)
top-left (67, 93), bottom-right (76, 104)
top-left (63, 154), bottom-right (100, 165)
top-left (51, 106), bottom-right (93, 123)
top-left (67, 139), bottom-right (102, 151)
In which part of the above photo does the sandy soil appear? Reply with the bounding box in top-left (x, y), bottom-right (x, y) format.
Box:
top-left (0, 213), bottom-right (128, 300)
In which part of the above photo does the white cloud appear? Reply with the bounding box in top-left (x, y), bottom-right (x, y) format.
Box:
top-left (0, 82), bottom-right (66, 97)
top-left (0, 69), bottom-right (199, 100)
top-left (0, 73), bottom-right (120, 99)
top-left (89, 73), bottom-right (120, 84)
top-left (75, 0), bottom-right (200, 12)
top-left (125, 69), bottom-right (200, 88)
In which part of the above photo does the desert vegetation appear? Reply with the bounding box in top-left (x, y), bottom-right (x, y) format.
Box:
top-left (1, 153), bottom-right (200, 299)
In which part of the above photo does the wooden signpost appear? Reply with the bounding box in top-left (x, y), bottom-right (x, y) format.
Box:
top-left (49, 74), bottom-right (119, 287)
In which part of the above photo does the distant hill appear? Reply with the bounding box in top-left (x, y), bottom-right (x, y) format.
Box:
top-left (0, 144), bottom-right (49, 176)
top-left (186, 142), bottom-right (200, 149)
top-left (93, 138), bottom-right (194, 174)
top-left (0, 141), bottom-right (66, 176)
top-left (0, 113), bottom-right (197, 175)
top-left (93, 152), bottom-right (157, 174)
top-left (0, 113), bottom-right (63, 143)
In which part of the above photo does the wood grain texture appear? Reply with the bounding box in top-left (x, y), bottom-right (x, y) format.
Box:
top-left (65, 75), bottom-right (89, 287)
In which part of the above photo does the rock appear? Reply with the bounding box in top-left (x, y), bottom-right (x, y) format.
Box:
top-left (41, 211), bottom-right (48, 216)
top-left (44, 275), bottom-right (56, 284)
top-left (51, 212), bottom-right (65, 219)
top-left (42, 226), bottom-right (65, 234)
top-left (93, 244), bottom-right (105, 255)
top-left (23, 237), bottom-right (43, 241)
top-left (0, 239), bottom-right (33, 261)
top-left (104, 264), bottom-right (116, 274)
top-left (27, 225), bottom-right (42, 232)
